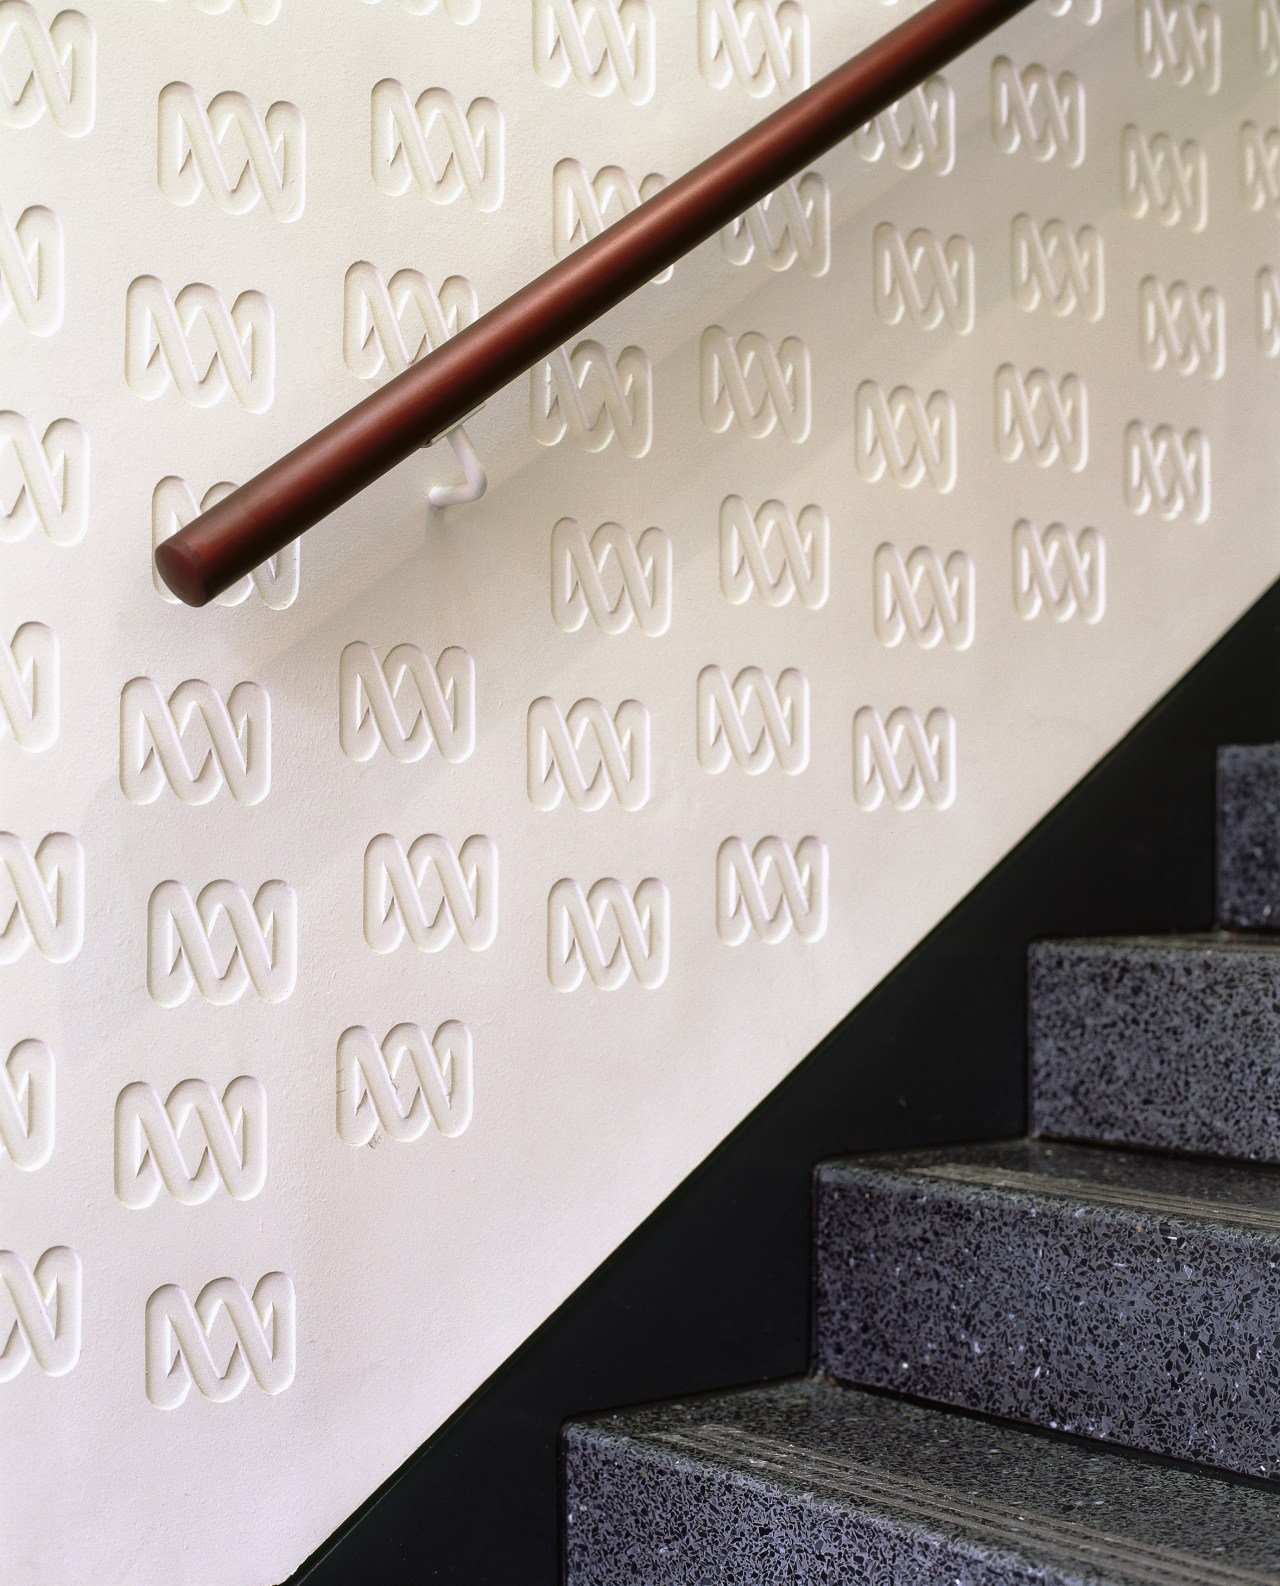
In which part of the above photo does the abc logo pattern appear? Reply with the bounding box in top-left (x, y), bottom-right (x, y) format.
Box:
top-left (363, 833), bottom-right (498, 954)
top-left (114, 1078), bottom-right (268, 1209)
top-left (0, 1247), bottom-right (81, 1379)
top-left (145, 1273), bottom-right (295, 1408)
top-left (5, 2), bottom-right (1273, 1578)
top-left (0, 1039), bottom-right (54, 1171)
top-left (337, 1023), bottom-right (474, 1146)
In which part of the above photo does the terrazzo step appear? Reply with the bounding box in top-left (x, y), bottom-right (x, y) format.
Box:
top-left (1029, 936), bottom-right (1280, 1163)
top-left (813, 1140), bottom-right (1280, 1480)
top-left (563, 1377), bottom-right (1280, 1586)
top-left (1218, 745), bottom-right (1280, 929)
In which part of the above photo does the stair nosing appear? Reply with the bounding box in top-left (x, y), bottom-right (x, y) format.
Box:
top-left (642, 1421), bottom-right (1273, 1586)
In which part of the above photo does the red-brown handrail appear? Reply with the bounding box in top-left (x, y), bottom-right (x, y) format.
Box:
top-left (156, 0), bottom-right (1036, 607)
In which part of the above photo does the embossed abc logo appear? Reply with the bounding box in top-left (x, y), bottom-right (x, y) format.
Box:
top-left (0, 1247), bottom-right (81, 1380)
top-left (716, 836), bottom-right (828, 946)
top-left (145, 1273), bottom-right (295, 1409)
top-left (336, 1023), bottom-right (474, 1146)
top-left (0, 1039), bottom-right (54, 1171)
top-left (115, 1078), bottom-right (267, 1209)
top-left (548, 877), bottom-right (669, 991)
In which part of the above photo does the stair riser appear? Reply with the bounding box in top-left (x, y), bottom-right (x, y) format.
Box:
top-left (814, 1166), bottom-right (1280, 1479)
top-left (1218, 747), bottom-right (1280, 930)
top-left (1029, 941), bottom-right (1280, 1163)
top-left (565, 1432), bottom-right (1080, 1586)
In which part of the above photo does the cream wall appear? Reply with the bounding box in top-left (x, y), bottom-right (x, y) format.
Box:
top-left (4, 0), bottom-right (1278, 1580)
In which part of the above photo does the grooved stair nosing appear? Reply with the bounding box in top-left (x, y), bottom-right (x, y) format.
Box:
top-left (563, 1379), bottom-right (1280, 1586)
top-left (912, 1163), bottom-right (1280, 1234)
top-left (651, 1424), bottom-right (1270, 1586)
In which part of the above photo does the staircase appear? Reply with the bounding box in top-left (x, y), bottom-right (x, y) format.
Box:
top-left (563, 746), bottom-right (1280, 1584)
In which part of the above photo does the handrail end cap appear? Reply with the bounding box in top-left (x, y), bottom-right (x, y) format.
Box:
top-left (154, 537), bottom-right (214, 608)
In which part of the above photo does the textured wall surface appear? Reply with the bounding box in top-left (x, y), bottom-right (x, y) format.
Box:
top-left (3, 0), bottom-right (1279, 1581)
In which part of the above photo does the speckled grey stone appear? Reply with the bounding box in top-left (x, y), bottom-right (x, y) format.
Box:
top-left (1218, 746), bottom-right (1280, 929)
top-left (814, 1140), bottom-right (1280, 1480)
top-left (1029, 936), bottom-right (1280, 1162)
top-left (564, 1377), bottom-right (1280, 1585)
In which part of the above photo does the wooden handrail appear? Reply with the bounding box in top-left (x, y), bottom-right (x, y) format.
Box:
top-left (155, 0), bottom-right (1035, 607)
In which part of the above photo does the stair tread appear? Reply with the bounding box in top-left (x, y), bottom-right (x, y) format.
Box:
top-left (565, 1378), bottom-right (1280, 1586)
top-left (1030, 938), bottom-right (1280, 1162)
top-left (819, 1138), bottom-right (1280, 1222)
top-left (814, 1142), bottom-right (1280, 1479)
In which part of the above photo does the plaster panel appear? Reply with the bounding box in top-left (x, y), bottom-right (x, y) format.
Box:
top-left (2, 0), bottom-right (1278, 1579)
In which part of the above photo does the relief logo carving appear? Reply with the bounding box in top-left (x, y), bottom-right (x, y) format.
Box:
top-left (0, 413), bottom-right (88, 545)
top-left (715, 835), bottom-right (828, 945)
top-left (157, 83), bottom-right (305, 221)
top-left (363, 833), bottom-right (498, 954)
top-left (991, 57), bottom-right (1085, 167)
top-left (343, 262), bottom-right (477, 380)
top-left (360, 0), bottom-right (479, 19)
top-left (120, 677), bottom-right (270, 805)
top-left (1044, 0), bottom-right (1101, 17)
top-left (339, 641), bottom-right (475, 764)
top-left (853, 76), bottom-right (954, 174)
top-left (337, 1022), bottom-right (473, 1145)
top-left (551, 517), bottom-right (671, 636)
top-left (0, 1039), bottom-right (53, 1171)
top-left (147, 880), bottom-right (297, 1006)
top-left (1139, 278), bottom-right (1224, 379)
top-left (115, 1077), bottom-right (267, 1208)
top-left (152, 477), bottom-right (298, 607)
top-left (873, 544), bottom-right (974, 651)
top-left (0, 831), bottom-right (82, 964)
top-left (1124, 421), bottom-right (1211, 522)
top-left (0, 621), bottom-right (58, 752)
top-left (371, 80), bottom-right (503, 210)
top-left (872, 223), bottom-right (974, 335)
top-left (145, 1273), bottom-right (295, 1408)
top-left (853, 707), bottom-right (956, 812)
top-left (125, 276), bottom-right (274, 413)
top-left (533, 0), bottom-right (654, 104)
top-left (0, 203), bottom-right (61, 336)
top-left (719, 495), bottom-right (828, 609)
top-left (1138, 0), bottom-right (1221, 93)
top-left (697, 0), bottom-right (809, 98)
top-left (1011, 215), bottom-right (1103, 321)
top-left (1259, 267), bottom-right (1280, 357)
top-left (527, 697), bottom-right (651, 812)
top-left (531, 340), bottom-right (652, 456)
top-left (1260, 0), bottom-right (1280, 75)
top-left (700, 328), bottom-right (811, 442)
top-left (1122, 127), bottom-right (1207, 230)
top-left (1241, 123), bottom-right (1280, 215)
top-left (342, 264), bottom-right (483, 496)
top-left (719, 172), bottom-right (828, 276)
top-left (547, 876), bottom-right (669, 990)
top-left (854, 382), bottom-right (956, 493)
top-left (0, 2), bottom-right (94, 136)
top-left (1013, 520), bottom-right (1105, 624)
top-left (0, 1246), bottom-right (80, 1379)
top-left (553, 160), bottom-right (667, 276)
top-left (696, 665), bottom-right (809, 776)
top-left (152, 0), bottom-right (281, 19)
top-left (995, 365), bottom-right (1088, 472)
